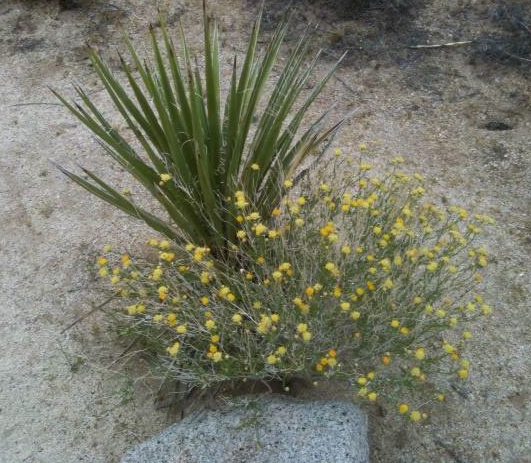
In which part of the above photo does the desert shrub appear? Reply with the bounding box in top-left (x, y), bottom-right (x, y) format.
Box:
top-left (97, 150), bottom-right (494, 421)
top-left (54, 8), bottom-right (343, 257)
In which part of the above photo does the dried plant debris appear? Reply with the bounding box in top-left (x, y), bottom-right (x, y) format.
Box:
top-left (473, 1), bottom-right (531, 67)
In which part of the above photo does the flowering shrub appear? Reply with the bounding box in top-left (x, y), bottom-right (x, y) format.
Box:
top-left (96, 151), bottom-right (494, 421)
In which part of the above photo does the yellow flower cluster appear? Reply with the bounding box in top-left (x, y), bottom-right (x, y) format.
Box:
top-left (94, 150), bottom-right (495, 423)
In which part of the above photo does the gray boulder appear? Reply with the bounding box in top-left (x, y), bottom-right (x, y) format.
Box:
top-left (121, 395), bottom-right (369, 463)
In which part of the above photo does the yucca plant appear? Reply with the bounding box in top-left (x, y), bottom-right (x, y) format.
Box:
top-left (54, 4), bottom-right (344, 256)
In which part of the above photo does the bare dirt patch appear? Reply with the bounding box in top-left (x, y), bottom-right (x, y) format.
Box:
top-left (1, 0), bottom-right (529, 462)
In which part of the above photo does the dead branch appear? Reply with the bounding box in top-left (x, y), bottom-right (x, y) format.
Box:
top-left (408, 40), bottom-right (473, 49)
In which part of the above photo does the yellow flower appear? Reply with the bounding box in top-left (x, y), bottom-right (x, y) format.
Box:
top-left (176, 324), bottom-right (187, 334)
top-left (268, 229), bottom-right (280, 239)
top-left (267, 354), bottom-right (279, 365)
top-left (305, 287), bottom-right (315, 298)
top-left (295, 218), bottom-right (304, 227)
top-left (481, 304), bottom-right (493, 316)
top-left (297, 323), bottom-right (308, 333)
top-left (383, 278), bottom-right (394, 290)
top-left (257, 316), bottom-right (272, 335)
top-left (328, 233), bottom-right (339, 243)
top-left (211, 351), bottom-right (222, 362)
top-left (200, 271), bottom-right (212, 285)
top-left (390, 319), bottom-right (400, 328)
top-left (98, 267), bottom-right (109, 278)
top-left (357, 377), bottom-right (367, 386)
top-left (272, 271), bottom-right (283, 282)
top-left (159, 173), bottom-right (172, 184)
top-left (153, 314), bottom-right (164, 323)
top-left (236, 230), bottom-right (247, 240)
top-left (166, 341), bottom-right (180, 357)
top-left (110, 275), bottom-right (120, 285)
top-left (284, 179), bottom-right (293, 189)
top-left (333, 286), bottom-right (342, 298)
top-left (254, 223), bottom-right (268, 236)
top-left (426, 261), bottom-right (438, 272)
top-left (166, 313), bottom-right (177, 326)
top-left (350, 311), bottom-right (361, 321)
top-left (193, 246), bottom-right (210, 262)
top-left (156, 239), bottom-right (170, 250)
top-left (205, 319), bottom-right (217, 331)
top-left (126, 305), bottom-right (138, 316)
top-left (458, 369), bottom-right (469, 380)
top-left (158, 286), bottom-right (169, 302)
top-left (400, 327), bottom-right (410, 336)
top-left (121, 254), bottom-right (132, 268)
top-left (410, 411), bottom-right (422, 422)
top-left (97, 257), bottom-right (108, 267)
top-left (302, 331), bottom-right (312, 342)
top-left (200, 296), bottom-right (209, 306)
top-left (341, 245), bottom-right (352, 255)
top-left (443, 343), bottom-right (455, 354)
top-left (320, 222), bottom-right (336, 238)
top-left (271, 314), bottom-right (280, 323)
top-left (340, 301), bottom-right (350, 311)
top-left (399, 404), bottom-right (409, 415)
top-left (367, 392), bottom-right (378, 402)
top-left (373, 226), bottom-right (382, 236)
top-left (415, 348), bottom-right (426, 361)
top-left (324, 262), bottom-right (340, 277)
top-left (250, 163), bottom-right (260, 171)
top-left (152, 266), bottom-right (163, 281)
top-left (232, 313), bottom-right (243, 325)
top-left (276, 346), bottom-right (287, 356)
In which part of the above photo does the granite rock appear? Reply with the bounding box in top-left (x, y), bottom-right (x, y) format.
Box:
top-left (122, 395), bottom-right (369, 463)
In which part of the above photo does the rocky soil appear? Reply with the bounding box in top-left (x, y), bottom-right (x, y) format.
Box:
top-left (0, 0), bottom-right (529, 462)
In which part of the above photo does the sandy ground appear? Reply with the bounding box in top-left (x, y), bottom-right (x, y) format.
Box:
top-left (0, 0), bottom-right (530, 462)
